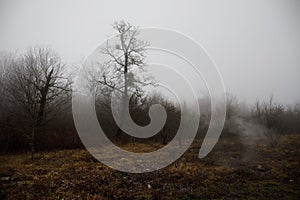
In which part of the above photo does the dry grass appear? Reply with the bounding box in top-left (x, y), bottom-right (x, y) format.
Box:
top-left (0, 135), bottom-right (299, 199)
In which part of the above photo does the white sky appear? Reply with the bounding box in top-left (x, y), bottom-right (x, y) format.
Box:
top-left (0, 0), bottom-right (300, 104)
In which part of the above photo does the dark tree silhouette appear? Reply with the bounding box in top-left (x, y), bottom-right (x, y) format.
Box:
top-left (3, 47), bottom-right (71, 159)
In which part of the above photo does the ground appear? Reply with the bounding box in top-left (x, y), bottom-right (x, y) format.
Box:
top-left (0, 135), bottom-right (299, 199)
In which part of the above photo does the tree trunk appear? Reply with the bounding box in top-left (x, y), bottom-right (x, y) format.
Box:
top-left (116, 54), bottom-right (129, 142)
top-left (31, 126), bottom-right (35, 160)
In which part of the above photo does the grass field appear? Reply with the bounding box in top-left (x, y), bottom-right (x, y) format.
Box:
top-left (1, 135), bottom-right (299, 199)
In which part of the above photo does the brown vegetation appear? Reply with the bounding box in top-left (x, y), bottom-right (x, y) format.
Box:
top-left (1, 134), bottom-right (299, 199)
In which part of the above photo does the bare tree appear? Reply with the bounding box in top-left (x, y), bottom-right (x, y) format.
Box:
top-left (0, 52), bottom-right (18, 141)
top-left (0, 52), bottom-right (13, 111)
top-left (97, 21), bottom-right (152, 97)
top-left (222, 94), bottom-right (241, 137)
top-left (3, 47), bottom-right (71, 159)
top-left (253, 95), bottom-right (284, 147)
top-left (89, 21), bottom-right (154, 141)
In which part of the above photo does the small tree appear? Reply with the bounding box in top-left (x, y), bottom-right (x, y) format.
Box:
top-left (4, 47), bottom-right (71, 159)
top-left (253, 95), bottom-right (284, 147)
top-left (222, 95), bottom-right (241, 137)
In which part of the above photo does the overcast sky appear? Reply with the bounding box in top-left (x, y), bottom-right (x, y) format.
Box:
top-left (0, 0), bottom-right (299, 104)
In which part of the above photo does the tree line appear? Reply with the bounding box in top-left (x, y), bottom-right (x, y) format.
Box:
top-left (0, 21), bottom-right (300, 157)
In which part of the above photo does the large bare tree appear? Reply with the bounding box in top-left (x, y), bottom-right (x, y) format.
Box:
top-left (87, 21), bottom-right (154, 141)
top-left (3, 47), bottom-right (71, 159)
top-left (97, 21), bottom-right (152, 97)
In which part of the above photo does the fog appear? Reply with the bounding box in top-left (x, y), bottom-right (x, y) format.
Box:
top-left (0, 0), bottom-right (300, 104)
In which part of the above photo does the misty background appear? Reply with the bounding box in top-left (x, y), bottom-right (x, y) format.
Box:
top-left (0, 0), bottom-right (300, 104)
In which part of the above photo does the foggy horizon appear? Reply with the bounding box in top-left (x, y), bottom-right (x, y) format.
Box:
top-left (1, 0), bottom-right (300, 105)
